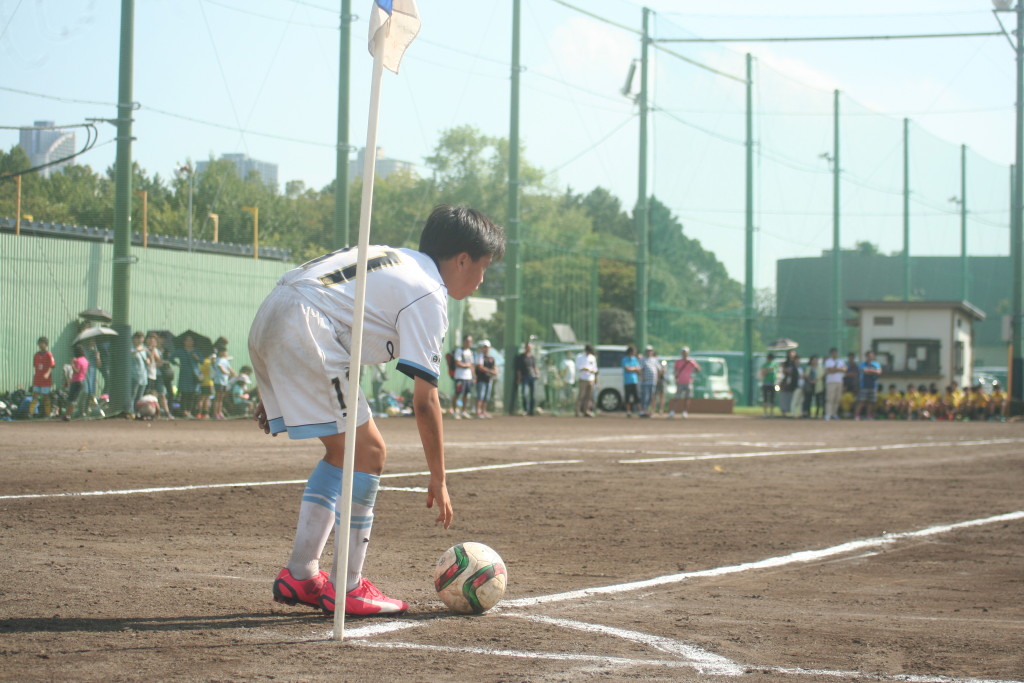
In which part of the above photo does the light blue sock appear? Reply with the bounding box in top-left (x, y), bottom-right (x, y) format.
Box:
top-left (336, 472), bottom-right (380, 591)
top-left (286, 460), bottom-right (341, 580)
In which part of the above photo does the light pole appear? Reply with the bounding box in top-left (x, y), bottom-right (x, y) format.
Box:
top-left (242, 205), bottom-right (259, 259)
top-left (993, 0), bottom-right (1024, 412)
top-left (179, 164), bottom-right (195, 252)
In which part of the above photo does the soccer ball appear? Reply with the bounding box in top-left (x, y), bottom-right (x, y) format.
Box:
top-left (135, 394), bottom-right (159, 418)
top-left (433, 542), bottom-right (507, 614)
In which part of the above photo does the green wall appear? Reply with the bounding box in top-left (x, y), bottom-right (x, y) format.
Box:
top-left (1, 233), bottom-right (465, 406)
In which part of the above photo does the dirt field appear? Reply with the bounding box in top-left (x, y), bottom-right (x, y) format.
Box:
top-left (0, 413), bottom-right (1022, 682)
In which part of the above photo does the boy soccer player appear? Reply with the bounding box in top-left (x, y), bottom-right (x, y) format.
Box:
top-left (249, 205), bottom-right (504, 617)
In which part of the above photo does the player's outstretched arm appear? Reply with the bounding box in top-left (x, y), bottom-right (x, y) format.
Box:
top-left (412, 376), bottom-right (453, 529)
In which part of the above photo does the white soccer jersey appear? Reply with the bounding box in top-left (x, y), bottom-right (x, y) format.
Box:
top-left (277, 246), bottom-right (448, 384)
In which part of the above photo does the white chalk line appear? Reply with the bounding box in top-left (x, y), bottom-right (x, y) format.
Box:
top-left (614, 438), bottom-right (1024, 464)
top-left (501, 509), bottom-right (1024, 607)
top-left (0, 459), bottom-right (582, 500)
top-left (320, 509), bottom-right (1024, 683)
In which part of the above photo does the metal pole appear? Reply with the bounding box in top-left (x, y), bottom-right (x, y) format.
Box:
top-left (903, 117), bottom-right (911, 301)
top-left (15, 175), bottom-right (21, 235)
top-left (110, 0), bottom-right (135, 416)
top-left (187, 171), bottom-right (194, 252)
top-left (635, 7), bottom-right (650, 350)
top-left (832, 90), bottom-right (842, 351)
top-left (334, 0), bottom-right (352, 249)
top-left (504, 0), bottom-right (522, 414)
top-left (743, 53), bottom-right (755, 406)
top-left (590, 255), bottom-right (600, 344)
top-left (960, 144), bottom-right (968, 302)
top-left (1012, 1), bottom-right (1024, 412)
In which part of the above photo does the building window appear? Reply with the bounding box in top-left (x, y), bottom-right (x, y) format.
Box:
top-left (953, 341), bottom-right (964, 376)
top-left (872, 339), bottom-right (941, 376)
top-left (873, 316), bottom-right (894, 326)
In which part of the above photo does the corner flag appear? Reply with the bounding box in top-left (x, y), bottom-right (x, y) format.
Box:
top-left (369, 0), bottom-right (421, 74)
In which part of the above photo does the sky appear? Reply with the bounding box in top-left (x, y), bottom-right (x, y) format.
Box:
top-left (1, 0), bottom-right (1019, 289)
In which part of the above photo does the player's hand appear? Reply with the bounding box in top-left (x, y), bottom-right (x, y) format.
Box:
top-left (254, 400), bottom-right (274, 436)
top-left (426, 478), bottom-right (453, 529)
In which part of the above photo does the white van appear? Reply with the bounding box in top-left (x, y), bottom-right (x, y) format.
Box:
top-left (593, 346), bottom-right (733, 412)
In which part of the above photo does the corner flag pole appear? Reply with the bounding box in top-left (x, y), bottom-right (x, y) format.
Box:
top-left (332, 29), bottom-right (385, 645)
top-left (333, 0), bottom-right (420, 642)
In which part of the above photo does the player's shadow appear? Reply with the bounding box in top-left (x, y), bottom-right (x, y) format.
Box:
top-left (0, 611), bottom-right (324, 635)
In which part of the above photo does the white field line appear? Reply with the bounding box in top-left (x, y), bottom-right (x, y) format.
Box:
top-left (332, 510), bottom-right (1024, 683)
top-left (515, 614), bottom-right (743, 676)
top-left (349, 640), bottom-right (1022, 683)
top-left (500, 509), bottom-right (1024, 608)
top-left (0, 459), bottom-right (582, 500)
top-left (614, 437), bottom-right (1024, 464)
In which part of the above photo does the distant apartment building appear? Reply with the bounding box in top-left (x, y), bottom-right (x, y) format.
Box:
top-left (18, 121), bottom-right (76, 177)
top-left (196, 153), bottom-right (278, 190)
top-left (348, 146), bottom-right (416, 181)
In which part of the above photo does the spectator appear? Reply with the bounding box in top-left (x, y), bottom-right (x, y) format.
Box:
top-left (759, 352), bottom-right (777, 417)
top-left (778, 350), bottom-right (800, 417)
top-left (621, 345), bottom-right (641, 418)
top-left (28, 336), bottom-right (55, 418)
top-left (823, 348), bottom-right (845, 421)
top-left (474, 340), bottom-right (498, 418)
top-left (195, 351), bottom-right (215, 419)
top-left (229, 366), bottom-right (257, 417)
top-left (212, 346), bottom-right (236, 420)
top-left (639, 346), bottom-right (661, 418)
top-left (843, 352), bottom-right (860, 397)
top-left (62, 344), bottom-right (89, 421)
top-left (172, 334), bottom-right (203, 418)
top-left (854, 350), bottom-right (883, 420)
top-left (514, 341), bottom-right (539, 416)
top-left (130, 332), bottom-right (148, 414)
top-left (669, 346), bottom-right (701, 419)
top-left (559, 354), bottom-right (576, 415)
top-left (802, 355), bottom-right (821, 418)
top-left (145, 332), bottom-right (173, 420)
top-left (652, 349), bottom-right (668, 416)
top-left (451, 334), bottom-right (474, 419)
top-left (574, 344), bottom-right (597, 417)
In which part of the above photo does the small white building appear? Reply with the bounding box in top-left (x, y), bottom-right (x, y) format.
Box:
top-left (847, 300), bottom-right (985, 390)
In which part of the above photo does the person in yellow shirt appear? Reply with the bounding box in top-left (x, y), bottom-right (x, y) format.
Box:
top-left (902, 383), bottom-right (918, 420)
top-left (966, 385), bottom-right (988, 421)
top-left (195, 352), bottom-right (215, 419)
top-left (988, 385), bottom-right (1007, 421)
top-left (881, 384), bottom-right (901, 419)
top-left (839, 389), bottom-right (856, 419)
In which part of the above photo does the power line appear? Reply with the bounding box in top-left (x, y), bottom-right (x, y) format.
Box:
top-left (657, 31), bottom-right (1002, 44)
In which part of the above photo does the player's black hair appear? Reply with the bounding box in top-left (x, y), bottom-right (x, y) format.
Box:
top-left (38, 336), bottom-right (49, 345)
top-left (72, 344), bottom-right (85, 358)
top-left (418, 205), bottom-right (505, 264)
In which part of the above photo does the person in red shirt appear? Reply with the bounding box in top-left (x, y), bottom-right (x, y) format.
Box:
top-left (29, 336), bottom-right (56, 418)
top-left (62, 344), bottom-right (90, 421)
top-left (669, 346), bottom-right (701, 419)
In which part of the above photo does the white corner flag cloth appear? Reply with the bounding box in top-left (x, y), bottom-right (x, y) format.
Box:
top-left (369, 0), bottom-right (421, 74)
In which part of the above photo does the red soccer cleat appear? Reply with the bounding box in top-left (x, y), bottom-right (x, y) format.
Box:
top-left (272, 568), bottom-right (329, 609)
top-left (320, 577), bottom-right (409, 616)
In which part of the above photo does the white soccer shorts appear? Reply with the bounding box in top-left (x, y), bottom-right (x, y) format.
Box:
top-left (248, 286), bottom-right (371, 439)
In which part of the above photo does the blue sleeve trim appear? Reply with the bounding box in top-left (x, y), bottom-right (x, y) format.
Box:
top-left (397, 360), bottom-right (438, 386)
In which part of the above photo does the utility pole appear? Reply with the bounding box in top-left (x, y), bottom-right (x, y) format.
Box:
top-left (504, 0), bottom-right (522, 414)
top-left (831, 90), bottom-right (842, 352)
top-left (1013, 1), bottom-right (1024, 412)
top-left (743, 53), bottom-right (755, 406)
top-left (903, 118), bottom-right (911, 301)
top-left (110, 0), bottom-right (135, 415)
top-left (334, 0), bottom-right (352, 249)
top-left (960, 144), bottom-right (969, 302)
top-left (635, 7), bottom-right (650, 350)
